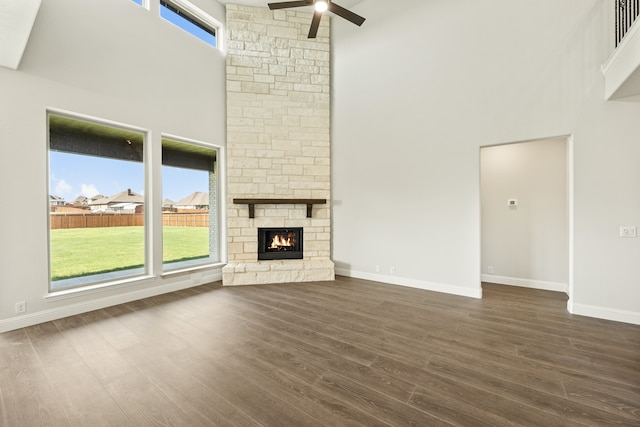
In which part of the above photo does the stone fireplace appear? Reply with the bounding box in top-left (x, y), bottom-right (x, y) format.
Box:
top-left (222, 5), bottom-right (335, 286)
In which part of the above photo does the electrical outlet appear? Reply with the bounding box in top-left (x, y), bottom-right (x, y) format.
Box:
top-left (375, 265), bottom-right (380, 273)
top-left (390, 266), bottom-right (395, 275)
top-left (620, 226), bottom-right (637, 238)
top-left (15, 301), bottom-right (26, 314)
top-left (487, 266), bottom-right (494, 274)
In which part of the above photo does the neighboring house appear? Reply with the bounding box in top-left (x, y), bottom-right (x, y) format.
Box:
top-left (108, 202), bottom-right (142, 214)
top-left (162, 198), bottom-right (176, 210)
top-left (73, 195), bottom-right (89, 205)
top-left (52, 205), bottom-right (91, 214)
top-left (175, 192), bottom-right (208, 210)
top-left (90, 189), bottom-right (144, 213)
top-left (89, 197), bottom-right (109, 212)
top-left (49, 195), bottom-right (65, 206)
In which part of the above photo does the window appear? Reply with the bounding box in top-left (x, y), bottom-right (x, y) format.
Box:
top-left (160, 0), bottom-right (218, 48)
top-left (48, 113), bottom-right (146, 291)
top-left (48, 113), bottom-right (222, 292)
top-left (162, 137), bottom-right (219, 271)
top-left (131, 0), bottom-right (143, 5)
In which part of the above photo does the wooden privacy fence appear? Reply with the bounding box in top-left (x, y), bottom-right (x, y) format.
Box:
top-left (51, 213), bottom-right (144, 229)
top-left (162, 212), bottom-right (209, 228)
top-left (51, 213), bottom-right (209, 229)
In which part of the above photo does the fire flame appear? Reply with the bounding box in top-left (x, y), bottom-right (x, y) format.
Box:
top-left (269, 233), bottom-right (294, 250)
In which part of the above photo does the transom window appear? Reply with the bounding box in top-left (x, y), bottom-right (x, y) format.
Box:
top-left (160, 0), bottom-right (218, 48)
top-left (128, 0), bottom-right (221, 48)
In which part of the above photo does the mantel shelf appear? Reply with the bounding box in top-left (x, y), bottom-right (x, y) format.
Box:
top-left (233, 198), bottom-right (327, 218)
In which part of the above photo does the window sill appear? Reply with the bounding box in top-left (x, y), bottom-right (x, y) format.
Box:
top-left (45, 264), bottom-right (225, 303)
top-left (161, 261), bottom-right (225, 278)
top-left (46, 274), bottom-right (154, 302)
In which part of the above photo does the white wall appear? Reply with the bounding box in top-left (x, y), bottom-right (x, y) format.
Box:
top-left (0, 0), bottom-right (226, 332)
top-left (481, 138), bottom-right (568, 292)
top-left (332, 0), bottom-right (640, 324)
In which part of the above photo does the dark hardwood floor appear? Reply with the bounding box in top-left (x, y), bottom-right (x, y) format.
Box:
top-left (1, 276), bottom-right (639, 426)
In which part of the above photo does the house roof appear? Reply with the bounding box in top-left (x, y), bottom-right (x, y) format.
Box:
top-left (90, 189), bottom-right (144, 205)
top-left (175, 192), bottom-right (209, 206)
top-left (73, 195), bottom-right (89, 204)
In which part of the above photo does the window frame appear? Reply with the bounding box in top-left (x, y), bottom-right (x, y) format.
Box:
top-left (160, 134), bottom-right (222, 274)
top-left (46, 110), bottom-right (225, 295)
top-left (47, 110), bottom-right (151, 293)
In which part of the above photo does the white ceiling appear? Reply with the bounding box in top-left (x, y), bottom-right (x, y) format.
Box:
top-left (0, 0), bottom-right (364, 71)
top-left (0, 0), bottom-right (41, 70)
top-left (217, 0), bottom-right (365, 10)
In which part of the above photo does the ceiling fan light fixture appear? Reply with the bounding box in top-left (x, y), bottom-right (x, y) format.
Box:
top-left (314, 0), bottom-right (328, 13)
top-left (268, 0), bottom-right (365, 38)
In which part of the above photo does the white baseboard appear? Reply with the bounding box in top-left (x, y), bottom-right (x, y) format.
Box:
top-left (335, 268), bottom-right (482, 299)
top-left (0, 269), bottom-right (223, 333)
top-left (481, 274), bottom-right (568, 294)
top-left (569, 301), bottom-right (640, 326)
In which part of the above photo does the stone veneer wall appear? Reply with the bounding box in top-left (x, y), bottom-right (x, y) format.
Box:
top-left (222, 4), bottom-right (334, 285)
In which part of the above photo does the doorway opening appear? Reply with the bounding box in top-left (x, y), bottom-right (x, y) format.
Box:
top-left (480, 136), bottom-right (573, 307)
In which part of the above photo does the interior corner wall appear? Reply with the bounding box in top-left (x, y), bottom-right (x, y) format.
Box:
top-left (0, 0), bottom-right (226, 332)
top-left (332, 0), bottom-right (640, 324)
top-left (480, 138), bottom-right (569, 293)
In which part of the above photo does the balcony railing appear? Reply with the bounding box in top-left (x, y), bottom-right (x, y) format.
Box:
top-left (616, 0), bottom-right (640, 46)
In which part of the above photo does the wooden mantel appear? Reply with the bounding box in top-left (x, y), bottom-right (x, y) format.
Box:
top-left (233, 198), bottom-right (327, 218)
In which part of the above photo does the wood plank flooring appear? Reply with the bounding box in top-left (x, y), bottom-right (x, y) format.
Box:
top-left (1, 276), bottom-right (639, 426)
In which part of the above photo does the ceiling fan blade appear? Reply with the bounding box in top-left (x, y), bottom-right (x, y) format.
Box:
top-left (268, 0), bottom-right (313, 10)
top-left (327, 2), bottom-right (366, 26)
top-left (308, 10), bottom-right (322, 38)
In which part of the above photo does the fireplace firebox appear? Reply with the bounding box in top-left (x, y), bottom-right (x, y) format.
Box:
top-left (258, 228), bottom-right (303, 260)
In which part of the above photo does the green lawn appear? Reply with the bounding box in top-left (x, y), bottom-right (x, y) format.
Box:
top-left (50, 226), bottom-right (209, 281)
top-left (162, 226), bottom-right (210, 265)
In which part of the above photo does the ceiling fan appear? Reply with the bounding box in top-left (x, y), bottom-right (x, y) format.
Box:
top-left (267, 0), bottom-right (365, 39)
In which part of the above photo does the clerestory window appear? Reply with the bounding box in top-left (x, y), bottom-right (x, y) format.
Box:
top-left (160, 0), bottom-right (218, 48)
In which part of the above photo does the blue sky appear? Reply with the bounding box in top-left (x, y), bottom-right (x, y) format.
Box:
top-left (50, 152), bottom-right (208, 202)
top-left (160, 4), bottom-right (217, 47)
